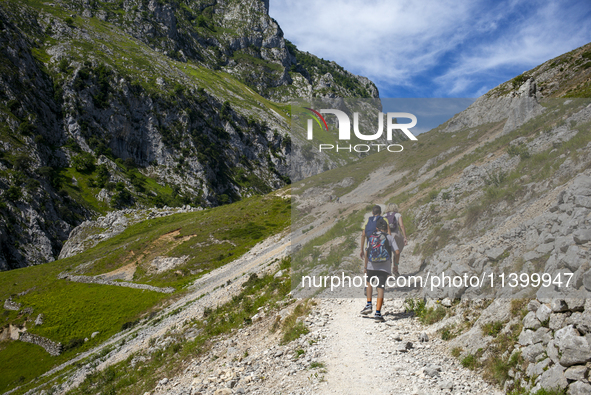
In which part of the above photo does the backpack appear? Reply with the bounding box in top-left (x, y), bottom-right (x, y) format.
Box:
top-left (384, 211), bottom-right (398, 233)
top-left (367, 232), bottom-right (392, 263)
top-left (364, 215), bottom-right (382, 238)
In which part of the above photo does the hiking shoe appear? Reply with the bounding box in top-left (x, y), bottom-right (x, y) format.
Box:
top-left (374, 311), bottom-right (385, 322)
top-left (360, 303), bottom-right (373, 315)
top-left (392, 267), bottom-right (400, 277)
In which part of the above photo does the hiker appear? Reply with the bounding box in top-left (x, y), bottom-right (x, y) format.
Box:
top-left (360, 218), bottom-right (398, 321)
top-left (383, 203), bottom-right (408, 277)
top-left (359, 205), bottom-right (390, 260)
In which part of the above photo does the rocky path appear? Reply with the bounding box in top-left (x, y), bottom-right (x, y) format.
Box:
top-left (152, 297), bottom-right (502, 395)
top-left (318, 299), bottom-right (502, 395)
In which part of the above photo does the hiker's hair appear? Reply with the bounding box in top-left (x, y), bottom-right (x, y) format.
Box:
top-left (388, 203), bottom-right (399, 212)
top-left (372, 205), bottom-right (382, 215)
top-left (376, 218), bottom-right (388, 231)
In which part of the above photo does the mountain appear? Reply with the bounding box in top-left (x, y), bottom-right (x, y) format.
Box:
top-left (1, 35), bottom-right (591, 395)
top-left (0, 0), bottom-right (377, 270)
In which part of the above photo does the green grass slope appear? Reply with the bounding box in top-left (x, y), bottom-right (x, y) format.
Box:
top-left (0, 193), bottom-right (289, 393)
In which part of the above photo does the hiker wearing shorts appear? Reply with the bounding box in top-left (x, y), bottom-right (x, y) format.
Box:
top-left (383, 204), bottom-right (408, 277)
top-left (360, 218), bottom-right (398, 321)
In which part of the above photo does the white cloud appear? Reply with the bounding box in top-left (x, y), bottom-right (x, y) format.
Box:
top-left (270, 0), bottom-right (591, 97)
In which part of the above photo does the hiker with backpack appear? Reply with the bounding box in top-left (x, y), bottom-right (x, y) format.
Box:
top-left (360, 217), bottom-right (399, 321)
top-left (383, 203), bottom-right (408, 277)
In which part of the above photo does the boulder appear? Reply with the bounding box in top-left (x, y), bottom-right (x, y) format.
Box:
top-left (547, 340), bottom-right (560, 364)
top-left (555, 325), bottom-right (591, 367)
top-left (549, 313), bottom-right (567, 330)
top-left (524, 311), bottom-right (542, 330)
top-left (539, 365), bottom-right (567, 391)
top-left (568, 381), bottom-right (591, 395)
top-left (551, 299), bottom-right (569, 312)
top-left (522, 343), bottom-right (545, 362)
top-left (564, 365), bottom-right (588, 381)
top-left (573, 230), bottom-right (591, 244)
top-left (536, 304), bottom-right (552, 323)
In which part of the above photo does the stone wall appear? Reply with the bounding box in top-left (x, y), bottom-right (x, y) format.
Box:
top-left (19, 333), bottom-right (63, 356)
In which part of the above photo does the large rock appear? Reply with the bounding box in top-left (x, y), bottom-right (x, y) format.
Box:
top-left (555, 325), bottom-right (591, 367)
top-left (564, 365), bottom-right (588, 381)
top-left (536, 304), bottom-right (552, 323)
top-left (573, 230), bottom-right (591, 244)
top-left (523, 311), bottom-right (542, 330)
top-left (538, 365), bottom-right (568, 391)
top-left (568, 381), bottom-right (591, 395)
top-left (522, 343), bottom-right (545, 362)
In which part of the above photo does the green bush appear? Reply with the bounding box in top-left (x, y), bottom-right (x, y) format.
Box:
top-left (4, 185), bottom-right (22, 202)
top-left (71, 152), bottom-right (95, 172)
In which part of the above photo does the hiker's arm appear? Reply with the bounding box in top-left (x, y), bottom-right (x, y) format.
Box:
top-left (399, 216), bottom-right (408, 245)
top-left (360, 231), bottom-right (366, 259)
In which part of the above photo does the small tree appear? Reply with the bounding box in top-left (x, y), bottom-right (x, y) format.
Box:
top-left (71, 152), bottom-right (95, 172)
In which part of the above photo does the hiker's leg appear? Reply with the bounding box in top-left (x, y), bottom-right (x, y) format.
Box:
top-left (366, 281), bottom-right (373, 303)
top-left (376, 287), bottom-right (384, 311)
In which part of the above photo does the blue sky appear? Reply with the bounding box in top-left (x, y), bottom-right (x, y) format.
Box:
top-left (270, 0), bottom-right (591, 98)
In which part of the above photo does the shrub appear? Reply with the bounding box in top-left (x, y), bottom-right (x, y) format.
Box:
top-left (71, 152), bottom-right (95, 172)
top-left (482, 321), bottom-right (503, 337)
top-left (461, 354), bottom-right (478, 370)
top-left (4, 185), bottom-right (22, 202)
top-left (428, 189), bottom-right (439, 201)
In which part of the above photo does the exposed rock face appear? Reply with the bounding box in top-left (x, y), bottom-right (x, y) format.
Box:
top-left (0, 0), bottom-right (377, 270)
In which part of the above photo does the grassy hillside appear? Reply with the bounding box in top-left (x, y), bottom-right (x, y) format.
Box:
top-left (0, 193), bottom-right (289, 393)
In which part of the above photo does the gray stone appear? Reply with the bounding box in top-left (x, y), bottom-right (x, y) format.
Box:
top-left (522, 343), bottom-right (545, 362)
top-left (549, 313), bottom-right (568, 330)
top-left (524, 311), bottom-right (542, 330)
top-left (532, 327), bottom-right (552, 346)
top-left (552, 299), bottom-right (569, 312)
top-left (536, 243), bottom-right (555, 254)
top-left (568, 381), bottom-right (591, 395)
top-left (418, 332), bottom-right (429, 342)
top-left (395, 341), bottom-right (413, 352)
top-left (526, 358), bottom-right (551, 378)
top-left (441, 297), bottom-right (452, 307)
top-left (555, 236), bottom-right (574, 253)
top-left (583, 269), bottom-right (591, 291)
top-left (537, 304), bottom-right (552, 323)
top-left (519, 330), bottom-right (535, 346)
top-left (274, 270), bottom-right (283, 279)
top-left (567, 312), bottom-right (591, 334)
top-left (3, 299), bottom-right (21, 311)
top-left (575, 196), bottom-right (591, 209)
top-left (573, 230), bottom-right (591, 244)
top-left (524, 250), bottom-right (544, 261)
top-left (439, 381), bottom-right (454, 390)
top-left (528, 300), bottom-right (541, 312)
top-left (486, 247), bottom-right (506, 260)
top-left (159, 378), bottom-right (169, 386)
top-left (562, 246), bottom-right (582, 272)
top-left (548, 340), bottom-right (560, 364)
top-left (423, 367), bottom-right (439, 378)
top-left (35, 314), bottom-right (44, 326)
top-left (564, 365), bottom-right (588, 381)
top-left (539, 365), bottom-right (568, 391)
top-left (91, 331), bottom-right (99, 339)
top-left (555, 325), bottom-right (591, 367)
top-left (566, 298), bottom-right (585, 311)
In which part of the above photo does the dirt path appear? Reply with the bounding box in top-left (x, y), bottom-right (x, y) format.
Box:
top-left (318, 299), bottom-right (502, 395)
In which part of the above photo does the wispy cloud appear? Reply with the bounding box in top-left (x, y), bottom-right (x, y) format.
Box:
top-left (270, 0), bottom-right (591, 97)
